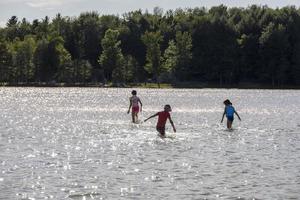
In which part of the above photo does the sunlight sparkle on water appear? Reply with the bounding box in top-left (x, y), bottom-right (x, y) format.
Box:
top-left (0, 88), bottom-right (299, 199)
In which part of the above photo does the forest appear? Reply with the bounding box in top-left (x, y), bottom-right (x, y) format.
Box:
top-left (0, 5), bottom-right (300, 88)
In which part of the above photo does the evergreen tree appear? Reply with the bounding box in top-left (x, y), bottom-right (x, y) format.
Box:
top-left (6, 16), bottom-right (19, 41)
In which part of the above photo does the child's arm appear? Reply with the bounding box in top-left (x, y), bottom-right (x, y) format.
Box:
top-left (127, 99), bottom-right (132, 114)
top-left (144, 113), bottom-right (158, 122)
top-left (138, 99), bottom-right (143, 112)
top-left (168, 116), bottom-right (176, 132)
top-left (234, 111), bottom-right (241, 121)
top-left (221, 108), bottom-right (226, 123)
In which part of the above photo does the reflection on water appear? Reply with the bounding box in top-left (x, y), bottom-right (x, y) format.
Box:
top-left (0, 88), bottom-right (299, 199)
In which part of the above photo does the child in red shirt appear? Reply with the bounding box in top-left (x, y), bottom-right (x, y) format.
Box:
top-left (144, 105), bottom-right (176, 137)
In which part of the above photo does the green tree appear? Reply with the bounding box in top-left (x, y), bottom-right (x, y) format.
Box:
top-left (1, 6), bottom-right (300, 87)
top-left (31, 16), bottom-right (50, 39)
top-left (162, 32), bottom-right (192, 82)
top-left (0, 41), bottom-right (12, 82)
top-left (98, 29), bottom-right (125, 83)
top-left (124, 55), bottom-right (139, 83)
top-left (259, 23), bottom-right (289, 86)
top-left (51, 14), bottom-right (80, 59)
top-left (55, 40), bottom-right (72, 82)
top-left (18, 18), bottom-right (32, 40)
top-left (162, 40), bottom-right (177, 74)
top-left (70, 59), bottom-right (92, 83)
top-left (77, 12), bottom-right (102, 66)
top-left (174, 31), bottom-right (192, 80)
top-left (141, 31), bottom-right (163, 84)
top-left (33, 38), bottom-right (49, 81)
top-left (33, 35), bottom-right (72, 82)
top-left (10, 36), bottom-right (36, 82)
top-left (291, 42), bottom-right (300, 85)
top-left (122, 10), bottom-right (149, 81)
top-left (6, 16), bottom-right (19, 41)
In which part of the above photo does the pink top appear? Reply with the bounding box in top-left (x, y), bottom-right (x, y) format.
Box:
top-left (130, 96), bottom-right (140, 107)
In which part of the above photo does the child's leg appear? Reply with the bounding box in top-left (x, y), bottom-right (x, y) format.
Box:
top-left (156, 127), bottom-right (166, 137)
top-left (226, 116), bottom-right (233, 129)
top-left (131, 107), bottom-right (139, 123)
top-left (227, 119), bottom-right (233, 129)
top-left (131, 112), bottom-right (136, 123)
top-left (227, 120), bottom-right (232, 129)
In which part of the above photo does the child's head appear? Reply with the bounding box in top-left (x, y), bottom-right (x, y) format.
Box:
top-left (131, 90), bottom-right (137, 95)
top-left (223, 99), bottom-right (232, 106)
top-left (164, 104), bottom-right (172, 112)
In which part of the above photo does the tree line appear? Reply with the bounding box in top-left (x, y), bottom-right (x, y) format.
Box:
top-left (0, 5), bottom-right (300, 87)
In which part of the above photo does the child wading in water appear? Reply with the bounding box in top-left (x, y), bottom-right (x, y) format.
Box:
top-left (221, 99), bottom-right (241, 129)
top-left (144, 105), bottom-right (176, 137)
top-left (127, 90), bottom-right (143, 123)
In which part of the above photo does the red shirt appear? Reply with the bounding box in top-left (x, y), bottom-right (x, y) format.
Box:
top-left (157, 111), bottom-right (170, 127)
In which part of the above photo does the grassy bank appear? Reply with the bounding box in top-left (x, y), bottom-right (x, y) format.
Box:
top-left (0, 82), bottom-right (299, 89)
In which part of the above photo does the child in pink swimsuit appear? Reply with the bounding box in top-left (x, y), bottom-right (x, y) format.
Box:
top-left (127, 90), bottom-right (143, 123)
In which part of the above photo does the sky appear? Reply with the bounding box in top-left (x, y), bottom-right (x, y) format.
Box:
top-left (1, 0), bottom-right (300, 27)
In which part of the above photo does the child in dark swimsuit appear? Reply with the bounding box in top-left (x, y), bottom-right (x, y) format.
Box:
top-left (144, 105), bottom-right (176, 137)
top-left (221, 99), bottom-right (241, 129)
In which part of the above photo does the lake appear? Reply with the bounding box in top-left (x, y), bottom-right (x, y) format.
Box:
top-left (0, 88), bottom-right (299, 199)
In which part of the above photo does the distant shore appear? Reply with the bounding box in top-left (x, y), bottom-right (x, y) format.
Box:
top-left (1, 82), bottom-right (299, 89)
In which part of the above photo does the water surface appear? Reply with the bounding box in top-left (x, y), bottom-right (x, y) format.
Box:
top-left (0, 88), bottom-right (299, 199)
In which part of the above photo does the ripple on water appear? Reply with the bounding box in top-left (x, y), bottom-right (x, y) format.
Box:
top-left (0, 88), bottom-right (299, 199)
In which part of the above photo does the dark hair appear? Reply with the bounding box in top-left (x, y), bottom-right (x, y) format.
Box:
top-left (131, 90), bottom-right (137, 95)
top-left (164, 104), bottom-right (171, 109)
top-left (223, 99), bottom-right (232, 105)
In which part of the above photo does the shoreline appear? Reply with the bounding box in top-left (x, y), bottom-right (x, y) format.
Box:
top-left (0, 82), bottom-right (299, 89)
